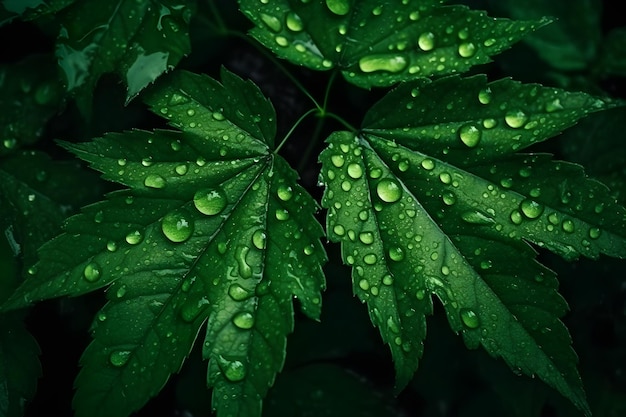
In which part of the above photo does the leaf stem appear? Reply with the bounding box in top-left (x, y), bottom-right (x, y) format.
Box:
top-left (274, 108), bottom-right (318, 154)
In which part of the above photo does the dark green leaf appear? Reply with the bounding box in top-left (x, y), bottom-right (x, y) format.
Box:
top-left (0, 315), bottom-right (41, 417)
top-left (55, 0), bottom-right (194, 111)
top-left (0, 54), bottom-right (65, 156)
top-left (0, 0), bottom-right (74, 26)
top-left (239, 0), bottom-right (547, 88)
top-left (2, 69), bottom-right (326, 417)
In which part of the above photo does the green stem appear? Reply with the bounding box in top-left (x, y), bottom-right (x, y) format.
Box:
top-left (274, 108), bottom-right (318, 154)
top-left (297, 113), bottom-right (326, 172)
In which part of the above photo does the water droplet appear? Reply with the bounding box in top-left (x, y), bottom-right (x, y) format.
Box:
top-left (275, 36), bottom-right (289, 46)
top-left (388, 247), bottom-right (404, 261)
top-left (369, 168), bottom-right (382, 179)
top-left (125, 230), bottom-right (143, 245)
top-left (458, 42), bottom-right (476, 58)
top-left (442, 191), bottom-right (456, 206)
top-left (359, 231), bottom-right (374, 245)
top-left (194, 188), bottom-right (227, 215)
top-left (232, 311), bottom-right (255, 329)
top-left (275, 209), bottom-right (289, 220)
top-left (180, 295), bottom-right (209, 322)
top-left (260, 13), bottom-right (282, 32)
top-left (218, 356), bottom-right (247, 382)
top-left (228, 283), bottom-right (252, 301)
top-left (175, 164), bottom-right (188, 175)
top-left (418, 32), bottom-right (435, 51)
top-left (347, 163), bottom-right (363, 179)
top-left (331, 154), bottom-right (344, 167)
top-left (458, 124), bottom-right (481, 147)
top-left (276, 184), bottom-right (293, 201)
top-left (415, 289), bottom-right (426, 300)
top-left (460, 308), bottom-right (480, 329)
top-left (141, 157), bottom-right (153, 167)
top-left (94, 210), bottom-right (104, 223)
top-left (420, 159), bottom-right (435, 170)
top-left (505, 110), bottom-right (528, 128)
top-left (358, 55), bottom-right (408, 73)
top-left (589, 227), bottom-right (601, 239)
top-left (439, 172), bottom-right (452, 184)
top-left (562, 219), bottom-right (575, 233)
top-left (144, 174), bottom-right (166, 189)
top-left (109, 350), bottom-right (131, 367)
top-left (545, 98), bottom-right (563, 113)
top-left (461, 210), bottom-right (494, 225)
top-left (83, 261), bottom-right (101, 282)
top-left (235, 245), bottom-right (253, 278)
top-left (286, 12), bottom-right (304, 31)
top-left (106, 241), bottom-right (117, 252)
top-left (510, 210), bottom-right (523, 225)
top-left (376, 179), bottom-right (402, 203)
top-left (161, 209), bottom-right (194, 243)
top-left (520, 199), bottom-right (544, 219)
top-left (252, 229), bottom-right (267, 250)
top-left (326, 0), bottom-right (350, 15)
top-left (363, 254), bottom-right (377, 265)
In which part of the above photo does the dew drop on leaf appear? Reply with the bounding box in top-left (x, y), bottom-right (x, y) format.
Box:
top-left (358, 55), bottom-right (408, 73)
top-left (347, 163), bottom-right (363, 179)
top-left (144, 174), bottom-right (166, 189)
top-left (286, 12), bottom-right (304, 31)
top-left (589, 227), bottom-right (601, 239)
top-left (458, 42), bottom-right (476, 58)
top-left (232, 311), bottom-right (255, 329)
top-left (109, 350), bottom-right (131, 367)
top-left (376, 178), bottom-right (402, 203)
top-left (83, 261), bottom-right (101, 282)
top-left (520, 199), bottom-right (544, 219)
top-left (418, 32), bottom-right (435, 51)
top-left (161, 209), bottom-right (194, 243)
top-left (562, 219), bottom-right (575, 233)
top-left (510, 210), bottom-right (523, 225)
top-left (193, 188), bottom-right (227, 215)
top-left (275, 208), bottom-right (290, 220)
top-left (175, 164), bottom-right (188, 175)
top-left (388, 247), bottom-right (404, 261)
top-left (276, 184), bottom-right (293, 201)
top-left (252, 229), bottom-right (267, 250)
top-left (420, 159), bottom-right (435, 170)
top-left (460, 308), bottom-right (480, 329)
top-left (458, 124), bottom-right (482, 147)
top-left (260, 13), bottom-right (282, 32)
top-left (218, 356), bottom-right (247, 382)
top-left (363, 254), bottom-right (377, 265)
top-left (235, 245), bottom-right (253, 278)
top-left (325, 0), bottom-right (350, 15)
top-left (359, 231), bottom-right (374, 245)
top-left (106, 241), bottom-right (117, 252)
top-left (504, 110), bottom-right (528, 128)
top-left (125, 230), bottom-right (143, 245)
top-left (331, 154), bottom-right (344, 167)
top-left (94, 210), bottom-right (104, 223)
top-left (228, 283), bottom-right (252, 301)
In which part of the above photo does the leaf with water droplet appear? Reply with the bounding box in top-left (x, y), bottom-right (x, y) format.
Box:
top-left (239, 0), bottom-right (548, 88)
top-left (1, 69), bottom-right (326, 417)
top-left (54, 0), bottom-right (193, 112)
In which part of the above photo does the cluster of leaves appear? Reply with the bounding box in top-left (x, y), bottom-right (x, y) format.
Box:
top-left (1, 1), bottom-right (625, 417)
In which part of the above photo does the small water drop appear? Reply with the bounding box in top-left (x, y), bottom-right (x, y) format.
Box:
top-left (218, 356), bottom-right (247, 382)
top-left (358, 55), bottom-right (408, 73)
top-left (235, 245), bottom-right (253, 278)
top-left (228, 283), bottom-right (252, 301)
top-left (276, 184), bottom-right (293, 201)
top-left (418, 32), bottom-right (435, 51)
top-left (125, 230), bottom-right (143, 245)
top-left (458, 42), bottom-right (476, 58)
top-left (252, 229), bottom-right (267, 250)
top-left (562, 219), bottom-right (575, 233)
top-left (325, 0), bottom-right (350, 15)
top-left (106, 241), bottom-right (117, 252)
top-left (510, 210), bottom-right (523, 225)
top-left (420, 159), bottom-right (435, 170)
top-left (286, 12), bottom-right (304, 31)
top-left (275, 209), bottom-right (290, 220)
top-left (388, 247), bottom-right (404, 261)
top-left (260, 13), bottom-right (282, 32)
top-left (175, 164), bottom-right (188, 175)
top-left (359, 231), bottom-right (374, 245)
top-left (363, 254), bottom-right (377, 265)
top-left (330, 154), bottom-right (345, 167)
top-left (193, 188), bottom-right (227, 215)
top-left (520, 199), bottom-right (544, 219)
top-left (589, 227), bottom-right (601, 239)
top-left (347, 163), bottom-right (363, 179)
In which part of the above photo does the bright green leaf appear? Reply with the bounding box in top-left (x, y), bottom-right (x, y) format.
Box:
top-left (2, 69), bottom-right (326, 417)
top-left (55, 0), bottom-right (194, 111)
top-left (239, 0), bottom-right (548, 88)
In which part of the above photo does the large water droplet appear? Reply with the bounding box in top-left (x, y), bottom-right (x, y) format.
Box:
top-left (376, 179), bottom-right (402, 203)
top-left (252, 229), bottom-right (267, 250)
top-left (276, 184), bottom-right (293, 201)
top-left (330, 154), bottom-right (344, 167)
top-left (562, 219), bottom-right (575, 233)
top-left (228, 283), bottom-right (252, 301)
top-left (505, 110), bottom-right (528, 128)
top-left (325, 0), bottom-right (350, 15)
top-left (125, 230), bottom-right (143, 245)
top-left (358, 55), bottom-right (408, 73)
top-left (235, 245), bottom-right (253, 278)
top-left (83, 261), bottom-right (101, 282)
top-left (418, 32), bottom-right (435, 51)
top-left (460, 308), bottom-right (480, 329)
top-left (458, 124), bottom-right (481, 147)
top-left (260, 13), bottom-right (282, 32)
top-left (388, 247), bottom-right (404, 261)
top-left (218, 356), bottom-right (247, 382)
top-left (232, 311), bottom-right (255, 329)
top-left (144, 174), bottom-right (166, 189)
top-left (589, 227), bottom-right (601, 239)
top-left (458, 42), bottom-right (476, 57)
top-left (286, 12), bottom-right (304, 31)
top-left (161, 209), bottom-right (194, 243)
top-left (109, 350), bottom-right (131, 367)
top-left (347, 163), bottom-right (363, 179)
top-left (359, 231), bottom-right (374, 245)
top-left (520, 199), bottom-right (544, 219)
top-left (194, 188), bottom-right (227, 215)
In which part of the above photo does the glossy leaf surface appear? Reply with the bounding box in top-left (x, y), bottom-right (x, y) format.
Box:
top-left (239, 0), bottom-right (547, 87)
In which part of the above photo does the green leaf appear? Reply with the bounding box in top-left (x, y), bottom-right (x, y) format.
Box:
top-left (2, 69), bottom-right (326, 417)
top-left (487, 0), bottom-right (601, 71)
top-left (0, 315), bottom-right (41, 417)
top-left (0, 55), bottom-right (65, 156)
top-left (239, 0), bottom-right (548, 88)
top-left (0, 0), bottom-right (74, 26)
top-left (0, 150), bottom-right (103, 270)
top-left (55, 0), bottom-right (194, 111)
top-left (318, 76), bottom-right (626, 415)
